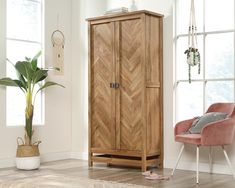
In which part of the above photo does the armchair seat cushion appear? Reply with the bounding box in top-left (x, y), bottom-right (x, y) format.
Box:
top-left (175, 134), bottom-right (201, 145)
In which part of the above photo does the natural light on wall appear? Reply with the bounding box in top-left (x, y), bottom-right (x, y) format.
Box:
top-left (175, 0), bottom-right (234, 122)
top-left (6, 0), bottom-right (43, 126)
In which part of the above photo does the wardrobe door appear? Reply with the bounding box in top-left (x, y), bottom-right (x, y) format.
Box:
top-left (116, 18), bottom-right (145, 151)
top-left (90, 22), bottom-right (116, 150)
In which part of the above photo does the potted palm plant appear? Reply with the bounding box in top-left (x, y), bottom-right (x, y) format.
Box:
top-left (0, 51), bottom-right (64, 170)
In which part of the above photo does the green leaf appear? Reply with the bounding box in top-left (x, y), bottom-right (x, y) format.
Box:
top-left (31, 59), bottom-right (38, 71)
top-left (45, 67), bottom-right (60, 71)
top-left (31, 51), bottom-right (41, 71)
top-left (15, 61), bottom-right (33, 81)
top-left (32, 51), bottom-right (42, 62)
top-left (25, 57), bottom-right (31, 62)
top-left (14, 80), bottom-right (27, 92)
top-left (6, 58), bottom-right (28, 90)
top-left (6, 58), bottom-right (15, 68)
top-left (0, 77), bottom-right (26, 93)
top-left (32, 69), bottom-right (48, 84)
top-left (36, 81), bottom-right (65, 94)
top-left (0, 78), bottom-right (27, 93)
top-left (17, 73), bottom-right (27, 90)
top-left (0, 78), bottom-right (19, 87)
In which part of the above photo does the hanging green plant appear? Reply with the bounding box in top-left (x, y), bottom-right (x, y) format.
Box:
top-left (185, 0), bottom-right (201, 83)
top-left (185, 47), bottom-right (201, 83)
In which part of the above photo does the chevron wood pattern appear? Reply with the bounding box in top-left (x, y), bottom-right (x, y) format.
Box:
top-left (119, 19), bottom-right (144, 151)
top-left (90, 23), bottom-right (115, 150)
top-left (88, 11), bottom-right (163, 171)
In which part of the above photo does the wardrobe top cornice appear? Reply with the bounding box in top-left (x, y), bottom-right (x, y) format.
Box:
top-left (86, 10), bottom-right (164, 22)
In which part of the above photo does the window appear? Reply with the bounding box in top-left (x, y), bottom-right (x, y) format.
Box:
top-left (175, 0), bottom-right (234, 122)
top-left (6, 0), bottom-right (44, 126)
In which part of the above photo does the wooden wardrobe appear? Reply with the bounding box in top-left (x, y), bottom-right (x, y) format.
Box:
top-left (87, 10), bottom-right (163, 171)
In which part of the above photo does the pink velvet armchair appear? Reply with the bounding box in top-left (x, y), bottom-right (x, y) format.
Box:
top-left (171, 103), bottom-right (235, 184)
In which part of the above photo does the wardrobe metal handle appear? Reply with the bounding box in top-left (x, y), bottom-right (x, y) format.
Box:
top-left (115, 83), bottom-right (120, 89)
top-left (110, 83), bottom-right (115, 88)
top-left (110, 83), bottom-right (120, 89)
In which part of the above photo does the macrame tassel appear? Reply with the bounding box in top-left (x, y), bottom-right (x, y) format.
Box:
top-left (198, 62), bottom-right (200, 74)
top-left (189, 64), bottom-right (191, 84)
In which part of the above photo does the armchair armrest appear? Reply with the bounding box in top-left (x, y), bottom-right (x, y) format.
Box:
top-left (201, 118), bottom-right (235, 146)
top-left (174, 118), bottom-right (195, 136)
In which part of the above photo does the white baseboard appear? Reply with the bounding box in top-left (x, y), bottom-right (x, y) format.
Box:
top-left (40, 151), bottom-right (71, 163)
top-left (164, 159), bottom-right (234, 175)
top-left (70, 152), bottom-right (88, 160)
top-left (0, 157), bottom-right (15, 169)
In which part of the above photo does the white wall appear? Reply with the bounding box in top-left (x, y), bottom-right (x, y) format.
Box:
top-left (70, 0), bottom-right (107, 158)
top-left (37, 0), bottom-right (72, 160)
top-left (0, 0), bottom-right (73, 167)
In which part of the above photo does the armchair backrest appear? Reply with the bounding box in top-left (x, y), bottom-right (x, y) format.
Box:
top-left (202, 103), bottom-right (235, 146)
top-left (206, 103), bottom-right (235, 118)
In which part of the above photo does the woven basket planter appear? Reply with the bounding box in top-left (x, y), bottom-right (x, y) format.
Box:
top-left (16, 137), bottom-right (41, 170)
top-left (16, 145), bottom-right (40, 157)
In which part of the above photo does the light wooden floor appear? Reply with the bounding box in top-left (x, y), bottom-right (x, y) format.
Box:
top-left (1, 159), bottom-right (235, 188)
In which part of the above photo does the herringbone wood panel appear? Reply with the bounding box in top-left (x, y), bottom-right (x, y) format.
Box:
top-left (119, 19), bottom-right (144, 151)
top-left (88, 11), bottom-right (164, 171)
top-left (91, 23), bottom-right (115, 150)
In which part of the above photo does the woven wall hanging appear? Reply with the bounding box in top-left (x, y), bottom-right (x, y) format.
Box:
top-left (184, 0), bottom-right (201, 83)
top-left (51, 29), bottom-right (65, 75)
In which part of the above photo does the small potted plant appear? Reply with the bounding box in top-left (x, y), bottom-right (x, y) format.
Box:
top-left (184, 47), bottom-right (201, 83)
top-left (0, 51), bottom-right (64, 170)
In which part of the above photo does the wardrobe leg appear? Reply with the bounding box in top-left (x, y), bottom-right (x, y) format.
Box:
top-left (141, 160), bottom-right (147, 172)
top-left (88, 152), bottom-right (93, 167)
